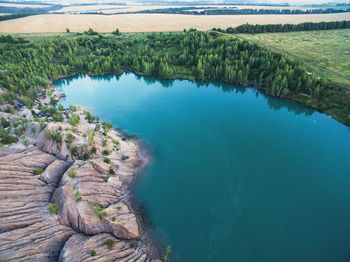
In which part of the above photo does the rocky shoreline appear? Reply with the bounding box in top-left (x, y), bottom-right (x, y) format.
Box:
top-left (0, 87), bottom-right (161, 261)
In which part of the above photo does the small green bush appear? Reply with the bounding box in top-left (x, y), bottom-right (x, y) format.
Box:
top-left (83, 152), bottom-right (90, 161)
top-left (91, 146), bottom-right (97, 154)
top-left (12, 120), bottom-right (20, 128)
top-left (106, 121), bottom-right (113, 129)
top-left (106, 239), bottom-right (115, 249)
top-left (70, 146), bottom-right (78, 156)
top-left (94, 206), bottom-right (103, 217)
top-left (65, 133), bottom-right (74, 143)
top-left (68, 168), bottom-right (76, 179)
top-left (35, 168), bottom-right (44, 175)
top-left (74, 190), bottom-right (82, 202)
top-left (48, 203), bottom-right (60, 215)
top-left (92, 205), bottom-right (109, 219)
top-left (111, 216), bottom-right (116, 222)
top-left (90, 250), bottom-right (96, 256)
top-left (39, 119), bottom-right (47, 129)
top-left (45, 130), bottom-right (53, 139)
top-left (162, 246), bottom-right (172, 262)
top-left (30, 126), bottom-right (37, 134)
top-left (102, 139), bottom-right (107, 147)
top-left (103, 149), bottom-right (110, 155)
top-left (69, 105), bottom-right (77, 112)
top-left (54, 132), bottom-right (62, 143)
top-left (0, 127), bottom-right (18, 144)
top-left (57, 104), bottom-right (64, 111)
top-left (104, 158), bottom-right (111, 164)
top-left (14, 126), bottom-right (25, 137)
top-left (0, 117), bottom-right (10, 128)
top-left (85, 111), bottom-right (95, 121)
top-left (109, 166), bottom-right (115, 175)
top-left (53, 113), bottom-right (63, 122)
top-left (88, 129), bottom-right (95, 144)
top-left (70, 114), bottom-right (80, 126)
top-left (5, 106), bottom-right (14, 114)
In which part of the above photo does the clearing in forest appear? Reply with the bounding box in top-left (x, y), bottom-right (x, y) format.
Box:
top-left (240, 29), bottom-right (350, 89)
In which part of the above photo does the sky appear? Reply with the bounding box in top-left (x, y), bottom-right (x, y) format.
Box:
top-left (8, 0), bottom-right (346, 5)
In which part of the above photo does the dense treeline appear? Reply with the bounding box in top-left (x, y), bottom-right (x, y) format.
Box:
top-left (0, 35), bottom-right (28, 44)
top-left (0, 13), bottom-right (38, 21)
top-left (0, 1), bottom-right (52, 5)
top-left (133, 7), bottom-right (350, 15)
top-left (0, 31), bottom-right (349, 125)
top-left (133, 6), bottom-right (215, 14)
top-left (0, 5), bottom-right (61, 14)
top-left (214, 20), bottom-right (350, 34)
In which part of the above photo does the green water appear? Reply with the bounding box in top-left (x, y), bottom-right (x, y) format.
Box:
top-left (55, 73), bottom-right (350, 262)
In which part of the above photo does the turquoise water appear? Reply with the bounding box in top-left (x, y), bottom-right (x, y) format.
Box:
top-left (55, 73), bottom-right (350, 262)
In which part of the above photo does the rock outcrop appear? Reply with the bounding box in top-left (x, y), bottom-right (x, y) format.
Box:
top-left (0, 216), bottom-right (74, 261)
top-left (52, 161), bottom-right (140, 239)
top-left (59, 233), bottom-right (156, 262)
top-left (0, 107), bottom-right (158, 261)
top-left (0, 148), bottom-right (74, 261)
top-left (0, 147), bottom-right (68, 232)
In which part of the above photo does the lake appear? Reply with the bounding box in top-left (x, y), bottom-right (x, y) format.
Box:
top-left (55, 73), bottom-right (350, 262)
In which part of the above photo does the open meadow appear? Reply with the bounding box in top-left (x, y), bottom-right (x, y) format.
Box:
top-left (240, 29), bottom-right (350, 88)
top-left (52, 4), bottom-right (316, 14)
top-left (0, 12), bottom-right (349, 34)
top-left (0, 3), bottom-right (47, 8)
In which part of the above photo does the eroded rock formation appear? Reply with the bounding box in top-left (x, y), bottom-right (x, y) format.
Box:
top-left (0, 108), bottom-right (157, 261)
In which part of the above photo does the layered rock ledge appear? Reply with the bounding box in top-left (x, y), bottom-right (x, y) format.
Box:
top-left (0, 104), bottom-right (159, 261)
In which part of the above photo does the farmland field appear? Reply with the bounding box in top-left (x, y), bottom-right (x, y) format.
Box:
top-left (51, 5), bottom-right (235, 14)
top-left (52, 4), bottom-right (316, 14)
top-left (240, 29), bottom-right (350, 88)
top-left (0, 12), bottom-right (349, 34)
top-left (0, 3), bottom-right (47, 8)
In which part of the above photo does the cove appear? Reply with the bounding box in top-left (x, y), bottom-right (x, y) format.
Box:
top-left (55, 73), bottom-right (350, 262)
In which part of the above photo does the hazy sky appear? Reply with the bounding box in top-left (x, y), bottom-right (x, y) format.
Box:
top-left (11, 0), bottom-right (346, 5)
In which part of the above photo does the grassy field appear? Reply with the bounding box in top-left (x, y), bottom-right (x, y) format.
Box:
top-left (0, 3), bottom-right (47, 8)
top-left (0, 12), bottom-right (349, 34)
top-left (0, 2), bottom-right (316, 15)
top-left (240, 29), bottom-right (350, 89)
top-left (53, 4), bottom-right (315, 14)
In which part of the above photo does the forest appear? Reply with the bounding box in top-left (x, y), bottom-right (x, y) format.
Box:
top-left (0, 13), bottom-right (38, 21)
top-left (133, 7), bottom-right (350, 15)
top-left (0, 30), bottom-right (349, 126)
top-left (0, 5), bottom-right (61, 14)
top-left (214, 20), bottom-right (350, 34)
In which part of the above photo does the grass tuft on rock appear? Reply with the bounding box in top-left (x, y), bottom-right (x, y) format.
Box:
top-left (106, 239), bottom-right (115, 249)
top-left (48, 203), bottom-right (60, 215)
top-left (34, 168), bottom-right (44, 175)
top-left (68, 168), bottom-right (77, 179)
